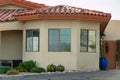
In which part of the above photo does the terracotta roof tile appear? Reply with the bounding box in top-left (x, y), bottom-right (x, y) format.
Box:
top-left (0, 5), bottom-right (111, 22)
top-left (15, 5), bottom-right (110, 17)
top-left (0, 0), bottom-right (49, 9)
top-left (0, 9), bottom-right (31, 22)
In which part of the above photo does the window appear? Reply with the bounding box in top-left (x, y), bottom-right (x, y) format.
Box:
top-left (26, 29), bottom-right (39, 52)
top-left (48, 29), bottom-right (71, 52)
top-left (80, 29), bottom-right (96, 52)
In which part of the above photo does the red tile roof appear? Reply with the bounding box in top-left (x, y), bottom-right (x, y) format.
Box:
top-left (16, 5), bottom-right (110, 16)
top-left (0, 0), bottom-right (48, 9)
top-left (0, 9), bottom-right (31, 22)
top-left (0, 0), bottom-right (111, 34)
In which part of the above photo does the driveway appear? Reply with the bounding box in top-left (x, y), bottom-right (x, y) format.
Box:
top-left (0, 70), bottom-right (120, 80)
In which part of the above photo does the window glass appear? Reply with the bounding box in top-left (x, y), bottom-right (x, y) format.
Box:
top-left (80, 29), bottom-right (96, 53)
top-left (48, 29), bottom-right (71, 52)
top-left (26, 30), bottom-right (39, 52)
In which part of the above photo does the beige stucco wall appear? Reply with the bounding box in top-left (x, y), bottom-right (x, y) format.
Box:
top-left (0, 21), bottom-right (23, 31)
top-left (104, 20), bottom-right (120, 41)
top-left (0, 21), bottom-right (23, 60)
top-left (22, 20), bottom-right (100, 71)
top-left (77, 21), bottom-right (100, 71)
top-left (1, 30), bottom-right (23, 60)
top-left (0, 5), bottom-right (26, 9)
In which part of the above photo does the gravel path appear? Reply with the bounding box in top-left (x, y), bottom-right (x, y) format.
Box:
top-left (0, 70), bottom-right (120, 80)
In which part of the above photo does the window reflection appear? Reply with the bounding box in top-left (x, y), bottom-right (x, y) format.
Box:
top-left (80, 29), bottom-right (96, 53)
top-left (48, 29), bottom-right (71, 52)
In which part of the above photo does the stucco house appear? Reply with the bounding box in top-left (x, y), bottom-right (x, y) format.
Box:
top-left (0, 0), bottom-right (111, 71)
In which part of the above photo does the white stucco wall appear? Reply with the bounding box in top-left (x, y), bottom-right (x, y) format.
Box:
top-left (22, 20), bottom-right (100, 71)
top-left (104, 20), bottom-right (120, 41)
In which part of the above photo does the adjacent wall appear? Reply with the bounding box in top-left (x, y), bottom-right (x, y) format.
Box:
top-left (23, 20), bottom-right (100, 71)
top-left (104, 20), bottom-right (120, 40)
top-left (1, 30), bottom-right (23, 60)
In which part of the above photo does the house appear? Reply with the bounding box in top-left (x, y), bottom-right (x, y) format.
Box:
top-left (103, 20), bottom-right (120, 69)
top-left (0, 0), bottom-right (111, 71)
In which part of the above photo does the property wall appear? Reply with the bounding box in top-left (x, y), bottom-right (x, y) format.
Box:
top-left (77, 21), bottom-right (100, 71)
top-left (0, 4), bottom-right (26, 9)
top-left (22, 20), bottom-right (100, 71)
top-left (104, 20), bottom-right (120, 41)
top-left (1, 30), bottom-right (23, 60)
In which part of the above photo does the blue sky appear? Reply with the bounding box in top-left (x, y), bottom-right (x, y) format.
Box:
top-left (29, 0), bottom-right (120, 20)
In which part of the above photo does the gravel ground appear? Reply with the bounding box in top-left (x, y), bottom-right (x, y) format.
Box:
top-left (0, 70), bottom-right (120, 80)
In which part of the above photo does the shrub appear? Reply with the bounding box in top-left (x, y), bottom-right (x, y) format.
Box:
top-left (18, 60), bottom-right (36, 72)
top-left (47, 64), bottom-right (56, 72)
top-left (30, 67), bottom-right (46, 73)
top-left (6, 69), bottom-right (19, 75)
top-left (0, 66), bottom-right (10, 74)
top-left (15, 66), bottom-right (28, 72)
top-left (56, 64), bottom-right (65, 72)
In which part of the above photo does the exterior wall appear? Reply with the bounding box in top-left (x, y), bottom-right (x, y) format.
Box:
top-left (1, 30), bottom-right (23, 60)
top-left (77, 21), bottom-right (100, 71)
top-left (22, 20), bottom-right (100, 71)
top-left (0, 32), bottom-right (1, 59)
top-left (0, 21), bottom-right (23, 31)
top-left (104, 20), bottom-right (120, 41)
top-left (0, 5), bottom-right (26, 9)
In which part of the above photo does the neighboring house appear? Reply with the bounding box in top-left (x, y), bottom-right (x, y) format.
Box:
top-left (105, 20), bottom-right (120, 41)
top-left (103, 20), bottom-right (120, 69)
top-left (0, 0), bottom-right (111, 71)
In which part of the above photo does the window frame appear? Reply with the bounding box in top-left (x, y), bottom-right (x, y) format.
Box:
top-left (48, 28), bottom-right (71, 52)
top-left (26, 29), bottom-right (40, 52)
top-left (80, 29), bottom-right (96, 53)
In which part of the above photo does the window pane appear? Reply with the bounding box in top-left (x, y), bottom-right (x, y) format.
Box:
top-left (48, 29), bottom-right (71, 52)
top-left (26, 30), bottom-right (32, 37)
top-left (27, 37), bottom-right (32, 51)
top-left (33, 30), bottom-right (39, 37)
top-left (88, 30), bottom-right (96, 52)
top-left (33, 37), bottom-right (39, 51)
top-left (26, 29), bottom-right (39, 52)
top-left (80, 30), bottom-right (88, 52)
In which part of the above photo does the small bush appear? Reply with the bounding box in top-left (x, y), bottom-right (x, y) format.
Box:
top-left (15, 66), bottom-right (28, 72)
top-left (6, 69), bottom-right (19, 75)
top-left (47, 64), bottom-right (56, 72)
top-left (30, 67), bottom-right (46, 73)
top-left (0, 66), bottom-right (10, 74)
top-left (56, 64), bottom-right (65, 72)
top-left (18, 60), bottom-right (36, 72)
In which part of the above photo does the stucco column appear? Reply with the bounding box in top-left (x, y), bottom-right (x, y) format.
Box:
top-left (0, 31), bottom-right (1, 59)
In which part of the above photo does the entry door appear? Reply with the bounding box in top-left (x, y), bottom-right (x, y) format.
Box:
top-left (102, 41), bottom-right (116, 69)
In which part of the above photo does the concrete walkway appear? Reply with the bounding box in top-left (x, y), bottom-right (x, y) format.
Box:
top-left (0, 70), bottom-right (120, 80)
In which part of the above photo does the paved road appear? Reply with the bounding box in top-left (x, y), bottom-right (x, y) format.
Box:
top-left (1, 70), bottom-right (120, 80)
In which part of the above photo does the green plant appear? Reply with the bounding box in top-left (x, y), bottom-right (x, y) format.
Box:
top-left (56, 64), bottom-right (65, 72)
top-left (15, 66), bottom-right (28, 72)
top-left (47, 64), bottom-right (56, 72)
top-left (0, 66), bottom-right (10, 74)
top-left (18, 60), bottom-right (36, 72)
top-left (30, 67), bottom-right (46, 73)
top-left (6, 69), bottom-right (19, 75)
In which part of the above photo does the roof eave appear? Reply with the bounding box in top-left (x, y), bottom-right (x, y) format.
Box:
top-left (15, 14), bottom-right (111, 22)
